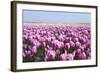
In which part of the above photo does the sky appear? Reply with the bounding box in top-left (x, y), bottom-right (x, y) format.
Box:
top-left (22, 10), bottom-right (91, 24)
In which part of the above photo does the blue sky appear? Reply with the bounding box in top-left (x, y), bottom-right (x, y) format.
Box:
top-left (22, 10), bottom-right (91, 24)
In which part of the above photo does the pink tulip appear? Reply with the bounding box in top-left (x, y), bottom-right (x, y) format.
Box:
top-left (32, 46), bottom-right (37, 55)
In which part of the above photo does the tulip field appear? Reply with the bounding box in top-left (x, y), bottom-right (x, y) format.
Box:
top-left (23, 23), bottom-right (91, 62)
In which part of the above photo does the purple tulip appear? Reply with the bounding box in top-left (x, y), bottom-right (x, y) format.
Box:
top-left (75, 41), bottom-right (81, 49)
top-left (58, 34), bottom-right (65, 41)
top-left (75, 49), bottom-right (82, 56)
top-left (56, 41), bottom-right (64, 49)
top-left (79, 52), bottom-right (86, 59)
top-left (60, 53), bottom-right (67, 60)
top-left (67, 54), bottom-right (74, 60)
top-left (32, 46), bottom-right (37, 55)
top-left (65, 43), bottom-right (70, 50)
top-left (45, 50), bottom-right (56, 61)
top-left (23, 35), bottom-right (28, 40)
top-left (69, 41), bottom-right (75, 48)
top-left (73, 37), bottom-right (79, 43)
top-left (24, 50), bottom-right (32, 57)
top-left (60, 53), bottom-right (74, 60)
top-left (79, 37), bottom-right (87, 44)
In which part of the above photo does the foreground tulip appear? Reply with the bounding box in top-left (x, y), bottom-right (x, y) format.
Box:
top-left (79, 52), bottom-right (86, 59)
top-left (32, 46), bottom-right (37, 55)
top-left (24, 50), bottom-right (33, 57)
top-left (60, 53), bottom-right (74, 60)
top-left (45, 50), bottom-right (56, 61)
top-left (60, 53), bottom-right (67, 60)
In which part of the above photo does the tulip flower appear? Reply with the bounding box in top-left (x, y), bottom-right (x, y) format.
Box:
top-left (24, 50), bottom-right (33, 57)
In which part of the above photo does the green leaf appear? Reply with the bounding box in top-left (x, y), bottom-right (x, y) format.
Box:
top-left (68, 48), bottom-right (75, 53)
top-left (36, 47), bottom-right (45, 61)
